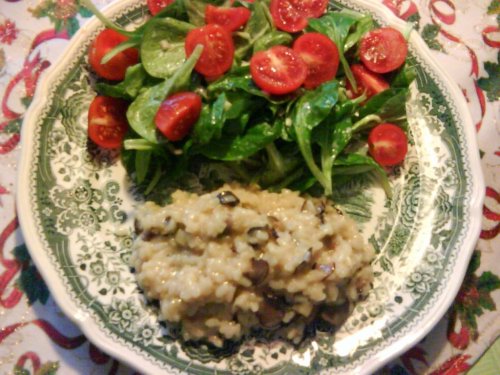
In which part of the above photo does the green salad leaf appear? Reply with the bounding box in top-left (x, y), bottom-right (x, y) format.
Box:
top-left (141, 18), bottom-right (195, 79)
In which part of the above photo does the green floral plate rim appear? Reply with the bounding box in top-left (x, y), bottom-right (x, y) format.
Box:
top-left (17, 0), bottom-right (485, 374)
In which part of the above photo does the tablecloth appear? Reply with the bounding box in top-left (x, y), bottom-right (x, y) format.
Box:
top-left (0, 0), bottom-right (498, 374)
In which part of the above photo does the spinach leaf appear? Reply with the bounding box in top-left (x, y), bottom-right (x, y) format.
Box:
top-left (391, 64), bottom-right (417, 88)
top-left (96, 64), bottom-right (151, 100)
top-left (192, 93), bottom-right (226, 144)
top-left (357, 88), bottom-right (409, 123)
top-left (292, 81), bottom-right (339, 194)
top-left (333, 153), bottom-right (390, 196)
top-left (208, 66), bottom-right (290, 103)
top-left (200, 120), bottom-right (281, 161)
top-left (319, 116), bottom-right (353, 180)
top-left (308, 13), bottom-right (359, 89)
top-left (126, 44), bottom-right (203, 143)
top-left (154, 0), bottom-right (189, 21)
top-left (141, 18), bottom-right (195, 78)
top-left (235, 0), bottom-right (274, 60)
top-left (253, 30), bottom-right (292, 52)
top-left (135, 150), bottom-right (152, 184)
top-left (344, 15), bottom-right (374, 52)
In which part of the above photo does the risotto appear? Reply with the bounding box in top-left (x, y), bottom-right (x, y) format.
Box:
top-left (131, 184), bottom-right (374, 347)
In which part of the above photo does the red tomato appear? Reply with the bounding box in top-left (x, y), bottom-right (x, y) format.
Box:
top-left (147, 0), bottom-right (174, 16)
top-left (250, 45), bottom-right (307, 95)
top-left (154, 92), bottom-right (202, 141)
top-left (185, 24), bottom-right (235, 77)
top-left (348, 64), bottom-right (389, 99)
top-left (359, 27), bottom-right (408, 73)
top-left (205, 5), bottom-right (252, 32)
top-left (270, 0), bottom-right (328, 33)
top-left (88, 28), bottom-right (139, 81)
top-left (293, 32), bottom-right (339, 89)
top-left (368, 123), bottom-right (408, 166)
top-left (88, 96), bottom-right (129, 149)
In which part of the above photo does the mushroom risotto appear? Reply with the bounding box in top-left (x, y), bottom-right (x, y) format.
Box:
top-left (131, 185), bottom-right (374, 347)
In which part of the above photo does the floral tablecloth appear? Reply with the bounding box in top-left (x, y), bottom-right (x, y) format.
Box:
top-left (0, 0), bottom-right (498, 374)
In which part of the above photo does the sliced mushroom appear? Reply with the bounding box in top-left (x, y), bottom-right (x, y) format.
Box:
top-left (247, 226), bottom-right (269, 245)
top-left (320, 302), bottom-right (351, 326)
top-left (244, 259), bottom-right (269, 285)
top-left (256, 300), bottom-right (285, 329)
top-left (134, 219), bottom-right (143, 235)
top-left (294, 248), bottom-right (312, 274)
top-left (316, 200), bottom-right (326, 223)
top-left (216, 191), bottom-right (240, 206)
top-left (164, 216), bottom-right (177, 234)
top-left (141, 228), bottom-right (163, 241)
top-left (322, 235), bottom-right (335, 249)
top-left (267, 216), bottom-right (283, 237)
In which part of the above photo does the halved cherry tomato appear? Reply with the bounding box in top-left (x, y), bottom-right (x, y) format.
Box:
top-left (185, 24), bottom-right (235, 77)
top-left (147, 0), bottom-right (174, 16)
top-left (347, 64), bottom-right (389, 99)
top-left (270, 0), bottom-right (328, 33)
top-left (368, 123), bottom-right (408, 166)
top-left (293, 32), bottom-right (339, 89)
top-left (88, 28), bottom-right (139, 81)
top-left (205, 5), bottom-right (251, 32)
top-left (154, 92), bottom-right (202, 141)
top-left (359, 27), bottom-right (408, 73)
top-left (250, 45), bottom-right (307, 95)
top-left (88, 96), bottom-right (129, 149)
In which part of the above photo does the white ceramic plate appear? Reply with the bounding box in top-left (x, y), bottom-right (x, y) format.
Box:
top-left (17, 0), bottom-right (484, 374)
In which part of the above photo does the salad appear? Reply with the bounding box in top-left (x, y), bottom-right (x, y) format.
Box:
top-left (81, 0), bottom-right (415, 200)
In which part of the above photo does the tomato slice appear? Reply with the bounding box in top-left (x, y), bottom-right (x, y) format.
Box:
top-left (88, 28), bottom-right (139, 81)
top-left (185, 24), bottom-right (235, 77)
top-left (205, 5), bottom-right (251, 32)
top-left (88, 96), bottom-right (129, 149)
top-left (250, 45), bottom-right (307, 95)
top-left (359, 27), bottom-right (408, 73)
top-left (368, 123), bottom-right (408, 166)
top-left (270, 0), bottom-right (328, 33)
top-left (147, 0), bottom-right (174, 16)
top-left (155, 92), bottom-right (202, 141)
top-left (348, 64), bottom-right (389, 99)
top-left (293, 32), bottom-right (339, 89)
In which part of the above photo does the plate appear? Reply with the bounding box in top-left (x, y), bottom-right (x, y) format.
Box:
top-left (17, 0), bottom-right (485, 374)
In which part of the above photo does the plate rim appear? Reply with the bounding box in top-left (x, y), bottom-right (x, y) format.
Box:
top-left (16, 0), bottom-right (485, 374)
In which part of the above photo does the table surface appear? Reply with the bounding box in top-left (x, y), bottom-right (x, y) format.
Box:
top-left (0, 0), bottom-right (498, 374)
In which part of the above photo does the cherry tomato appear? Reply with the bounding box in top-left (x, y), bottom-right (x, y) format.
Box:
top-left (368, 123), bottom-right (408, 166)
top-left (250, 45), bottom-right (307, 95)
top-left (154, 92), bottom-right (202, 141)
top-left (88, 96), bottom-right (129, 149)
top-left (347, 64), bottom-right (389, 99)
top-left (270, 0), bottom-right (328, 33)
top-left (147, 0), bottom-right (174, 16)
top-left (205, 5), bottom-right (252, 32)
top-left (293, 32), bottom-right (339, 89)
top-left (88, 28), bottom-right (139, 81)
top-left (359, 27), bottom-right (408, 73)
top-left (185, 24), bottom-right (235, 77)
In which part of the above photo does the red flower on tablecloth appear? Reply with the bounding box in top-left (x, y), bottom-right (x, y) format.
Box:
top-left (0, 20), bottom-right (19, 45)
top-left (447, 251), bottom-right (500, 349)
